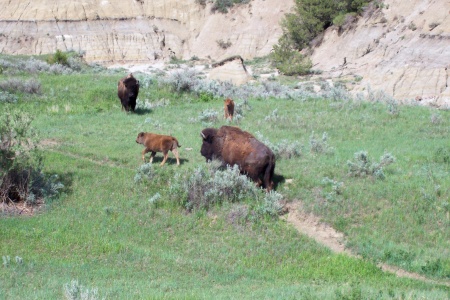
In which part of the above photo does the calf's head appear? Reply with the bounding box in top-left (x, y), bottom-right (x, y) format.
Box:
top-left (136, 132), bottom-right (146, 144)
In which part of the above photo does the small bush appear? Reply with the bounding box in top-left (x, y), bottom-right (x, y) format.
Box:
top-left (216, 39), bottom-right (232, 49)
top-left (408, 22), bottom-right (417, 31)
top-left (310, 132), bottom-right (333, 154)
top-left (264, 108), bottom-right (280, 122)
top-left (255, 132), bottom-right (302, 159)
top-left (0, 109), bottom-right (63, 207)
top-left (48, 49), bottom-right (69, 66)
top-left (347, 151), bottom-right (395, 180)
top-left (197, 108), bottom-right (219, 123)
top-left (0, 91), bottom-right (18, 103)
top-left (211, 0), bottom-right (233, 13)
top-left (64, 279), bottom-right (101, 300)
top-left (255, 191), bottom-right (284, 217)
top-left (322, 177), bottom-right (344, 202)
top-left (134, 163), bottom-right (155, 184)
top-left (0, 78), bottom-right (42, 94)
top-left (163, 68), bottom-right (201, 93)
top-left (170, 163), bottom-right (262, 211)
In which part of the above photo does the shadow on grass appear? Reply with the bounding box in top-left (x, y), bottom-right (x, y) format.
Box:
top-left (145, 157), bottom-right (190, 166)
top-left (273, 173), bottom-right (286, 191)
top-left (133, 108), bottom-right (153, 115)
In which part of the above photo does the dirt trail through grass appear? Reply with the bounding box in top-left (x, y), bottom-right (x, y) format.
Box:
top-left (283, 201), bottom-right (450, 287)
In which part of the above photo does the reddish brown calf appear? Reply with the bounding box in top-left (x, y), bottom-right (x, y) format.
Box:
top-left (136, 132), bottom-right (181, 166)
top-left (224, 98), bottom-right (235, 121)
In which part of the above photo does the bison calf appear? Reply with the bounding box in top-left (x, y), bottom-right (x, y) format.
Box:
top-left (224, 98), bottom-right (235, 121)
top-left (200, 126), bottom-right (275, 191)
top-left (136, 132), bottom-right (181, 166)
top-left (118, 73), bottom-right (140, 112)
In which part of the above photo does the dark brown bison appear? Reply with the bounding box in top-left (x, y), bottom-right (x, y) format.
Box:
top-left (118, 73), bottom-right (140, 112)
top-left (136, 132), bottom-right (181, 166)
top-left (200, 126), bottom-right (275, 191)
top-left (224, 98), bottom-right (235, 121)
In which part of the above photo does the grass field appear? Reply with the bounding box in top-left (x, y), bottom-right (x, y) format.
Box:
top-left (0, 54), bottom-right (449, 299)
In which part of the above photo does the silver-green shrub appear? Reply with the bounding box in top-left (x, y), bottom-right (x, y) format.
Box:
top-left (347, 151), bottom-right (396, 180)
top-left (255, 191), bottom-right (284, 217)
top-left (134, 163), bottom-right (155, 184)
top-left (0, 91), bottom-right (18, 103)
top-left (169, 163), bottom-right (284, 215)
top-left (64, 280), bottom-right (102, 300)
top-left (309, 131), bottom-right (333, 154)
top-left (163, 67), bottom-right (201, 93)
top-left (197, 108), bottom-right (219, 123)
top-left (0, 78), bottom-right (42, 94)
top-left (255, 132), bottom-right (302, 159)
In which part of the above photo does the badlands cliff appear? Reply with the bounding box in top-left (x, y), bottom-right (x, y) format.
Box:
top-left (0, 0), bottom-right (290, 63)
top-left (311, 0), bottom-right (450, 107)
top-left (0, 0), bottom-right (449, 106)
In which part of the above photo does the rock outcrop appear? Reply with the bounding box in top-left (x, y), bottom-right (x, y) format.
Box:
top-left (0, 0), bottom-right (291, 64)
top-left (310, 0), bottom-right (450, 107)
top-left (208, 55), bottom-right (252, 85)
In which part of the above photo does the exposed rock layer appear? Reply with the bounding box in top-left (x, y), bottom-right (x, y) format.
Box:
top-left (0, 0), bottom-right (290, 63)
top-left (311, 0), bottom-right (450, 107)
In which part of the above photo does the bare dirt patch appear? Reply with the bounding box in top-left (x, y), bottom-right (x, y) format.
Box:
top-left (282, 201), bottom-right (450, 287)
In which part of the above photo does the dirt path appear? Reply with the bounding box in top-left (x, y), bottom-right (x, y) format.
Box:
top-left (282, 201), bottom-right (450, 287)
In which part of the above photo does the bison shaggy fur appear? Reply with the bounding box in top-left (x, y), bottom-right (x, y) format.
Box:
top-left (200, 126), bottom-right (275, 191)
top-left (136, 132), bottom-right (181, 166)
top-left (118, 73), bottom-right (140, 112)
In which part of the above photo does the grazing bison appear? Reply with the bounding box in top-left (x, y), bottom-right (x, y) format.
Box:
top-left (118, 73), bottom-right (140, 112)
top-left (200, 126), bottom-right (275, 191)
top-left (224, 98), bottom-right (235, 121)
top-left (136, 132), bottom-right (181, 166)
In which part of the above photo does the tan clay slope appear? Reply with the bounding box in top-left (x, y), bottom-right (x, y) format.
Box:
top-left (311, 0), bottom-right (450, 107)
top-left (0, 0), bottom-right (291, 63)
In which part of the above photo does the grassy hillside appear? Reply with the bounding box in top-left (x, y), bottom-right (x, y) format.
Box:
top-left (0, 54), bottom-right (449, 299)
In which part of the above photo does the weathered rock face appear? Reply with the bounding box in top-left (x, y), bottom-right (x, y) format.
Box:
top-left (208, 56), bottom-right (252, 85)
top-left (0, 0), bottom-right (291, 64)
top-left (310, 0), bottom-right (450, 107)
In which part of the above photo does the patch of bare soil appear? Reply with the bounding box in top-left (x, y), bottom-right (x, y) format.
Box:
top-left (282, 201), bottom-right (450, 287)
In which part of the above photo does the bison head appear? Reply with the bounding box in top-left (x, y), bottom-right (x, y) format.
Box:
top-left (136, 132), bottom-right (145, 144)
top-left (200, 128), bottom-right (218, 161)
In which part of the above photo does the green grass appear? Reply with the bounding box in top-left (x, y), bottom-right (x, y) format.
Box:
top-left (0, 56), bottom-right (449, 299)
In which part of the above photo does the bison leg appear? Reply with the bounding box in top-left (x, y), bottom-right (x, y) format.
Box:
top-left (149, 151), bottom-right (156, 163)
top-left (172, 148), bottom-right (180, 166)
top-left (141, 149), bottom-right (152, 162)
top-left (160, 151), bottom-right (169, 166)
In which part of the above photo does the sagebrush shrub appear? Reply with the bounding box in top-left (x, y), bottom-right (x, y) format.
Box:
top-left (134, 163), bottom-right (155, 184)
top-left (64, 279), bottom-right (101, 300)
top-left (0, 78), bottom-right (42, 94)
top-left (163, 68), bottom-right (201, 93)
top-left (309, 131), bottom-right (333, 154)
top-left (347, 151), bottom-right (395, 179)
top-left (0, 91), bottom-right (18, 103)
top-left (0, 109), bottom-right (63, 206)
top-left (169, 163), bottom-right (284, 216)
top-left (197, 108), bottom-right (219, 123)
top-left (255, 132), bottom-right (302, 159)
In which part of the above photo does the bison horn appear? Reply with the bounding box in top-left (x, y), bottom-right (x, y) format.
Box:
top-left (200, 132), bottom-right (206, 139)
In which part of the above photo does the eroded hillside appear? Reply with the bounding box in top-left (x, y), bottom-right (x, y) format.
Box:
top-left (311, 0), bottom-right (450, 107)
top-left (0, 0), bottom-right (290, 63)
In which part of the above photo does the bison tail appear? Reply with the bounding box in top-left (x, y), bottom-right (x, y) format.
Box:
top-left (173, 138), bottom-right (181, 149)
